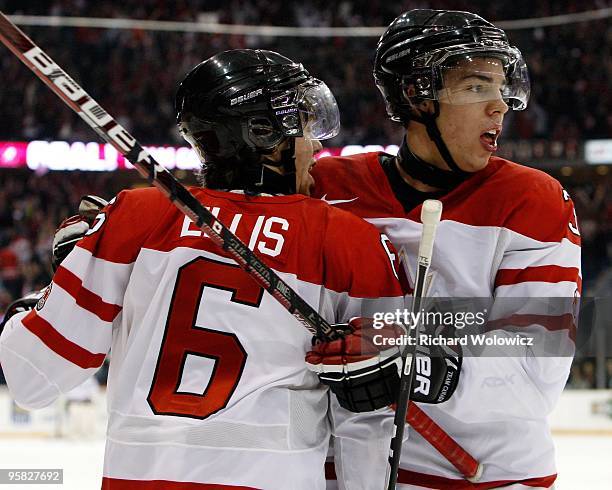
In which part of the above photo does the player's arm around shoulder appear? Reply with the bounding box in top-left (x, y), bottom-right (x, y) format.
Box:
top-left (306, 205), bottom-right (409, 412)
top-left (304, 207), bottom-right (409, 490)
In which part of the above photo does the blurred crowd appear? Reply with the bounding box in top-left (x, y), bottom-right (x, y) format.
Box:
top-left (0, 0), bottom-right (610, 145)
top-left (0, 171), bottom-right (123, 312)
top-left (567, 358), bottom-right (612, 389)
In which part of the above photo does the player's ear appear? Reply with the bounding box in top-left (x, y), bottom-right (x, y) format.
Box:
top-left (416, 99), bottom-right (434, 113)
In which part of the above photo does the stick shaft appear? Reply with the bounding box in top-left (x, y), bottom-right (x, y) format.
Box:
top-left (407, 403), bottom-right (480, 479)
top-left (386, 261), bottom-right (429, 489)
top-left (386, 200), bottom-right (477, 489)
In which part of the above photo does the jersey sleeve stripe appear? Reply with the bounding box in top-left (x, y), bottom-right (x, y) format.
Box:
top-left (101, 478), bottom-right (258, 489)
top-left (487, 313), bottom-right (576, 342)
top-left (493, 281), bottom-right (579, 299)
top-left (494, 265), bottom-right (581, 290)
top-left (21, 310), bottom-right (106, 369)
top-left (499, 237), bottom-right (581, 271)
top-left (54, 265), bottom-right (122, 322)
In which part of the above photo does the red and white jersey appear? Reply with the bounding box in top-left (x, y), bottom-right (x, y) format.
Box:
top-left (0, 186), bottom-right (404, 490)
top-left (312, 153), bottom-right (581, 489)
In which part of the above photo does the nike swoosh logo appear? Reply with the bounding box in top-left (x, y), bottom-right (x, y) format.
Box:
top-left (321, 194), bottom-right (359, 205)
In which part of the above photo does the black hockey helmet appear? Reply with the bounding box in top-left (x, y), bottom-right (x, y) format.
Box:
top-left (176, 49), bottom-right (340, 173)
top-left (374, 9), bottom-right (530, 123)
top-left (373, 10), bottom-right (529, 177)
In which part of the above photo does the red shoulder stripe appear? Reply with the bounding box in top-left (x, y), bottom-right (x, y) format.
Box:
top-left (102, 478), bottom-right (258, 489)
top-left (495, 265), bottom-right (581, 291)
top-left (54, 266), bottom-right (122, 322)
top-left (21, 310), bottom-right (106, 369)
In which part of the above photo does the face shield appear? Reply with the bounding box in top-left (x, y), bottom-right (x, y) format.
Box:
top-left (270, 79), bottom-right (340, 141)
top-left (436, 50), bottom-right (530, 110)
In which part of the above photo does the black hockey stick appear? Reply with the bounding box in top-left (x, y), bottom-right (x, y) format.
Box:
top-left (386, 200), bottom-right (442, 489)
top-left (384, 200), bottom-right (482, 487)
top-left (0, 11), bottom-right (337, 341)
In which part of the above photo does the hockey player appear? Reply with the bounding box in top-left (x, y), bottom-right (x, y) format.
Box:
top-left (0, 49), bottom-right (406, 490)
top-left (308, 10), bottom-right (581, 489)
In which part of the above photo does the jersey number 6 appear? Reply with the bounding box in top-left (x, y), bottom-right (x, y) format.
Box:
top-left (147, 256), bottom-right (263, 419)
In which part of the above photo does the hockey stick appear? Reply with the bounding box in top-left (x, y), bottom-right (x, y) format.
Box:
top-left (386, 200), bottom-right (441, 489)
top-left (385, 200), bottom-right (481, 488)
top-left (406, 402), bottom-right (482, 481)
top-left (0, 12), bottom-right (480, 478)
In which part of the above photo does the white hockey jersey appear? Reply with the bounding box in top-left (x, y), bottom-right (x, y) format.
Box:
top-left (312, 153), bottom-right (581, 489)
top-left (0, 186), bottom-right (404, 490)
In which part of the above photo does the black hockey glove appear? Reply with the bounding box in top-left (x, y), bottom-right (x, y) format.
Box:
top-left (0, 286), bottom-right (49, 334)
top-left (305, 317), bottom-right (461, 413)
top-left (52, 195), bottom-right (108, 271)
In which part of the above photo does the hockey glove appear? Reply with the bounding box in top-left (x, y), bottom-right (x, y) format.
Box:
top-left (0, 286), bottom-right (49, 334)
top-left (305, 317), bottom-right (461, 413)
top-left (52, 195), bottom-right (108, 271)
top-left (306, 317), bottom-right (404, 412)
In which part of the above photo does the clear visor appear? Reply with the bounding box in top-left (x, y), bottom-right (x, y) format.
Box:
top-left (437, 52), bottom-right (530, 110)
top-left (271, 79), bottom-right (340, 140)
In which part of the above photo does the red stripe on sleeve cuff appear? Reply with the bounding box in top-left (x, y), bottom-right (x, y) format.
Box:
top-left (495, 265), bottom-right (581, 291)
top-left (22, 310), bottom-right (106, 369)
top-left (102, 478), bottom-right (258, 489)
top-left (54, 266), bottom-right (122, 322)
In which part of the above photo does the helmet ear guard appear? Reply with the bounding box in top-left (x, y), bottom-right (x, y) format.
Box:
top-left (244, 115), bottom-right (285, 150)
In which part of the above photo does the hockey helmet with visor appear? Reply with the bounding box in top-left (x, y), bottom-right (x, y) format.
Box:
top-left (176, 49), bottom-right (339, 163)
top-left (374, 9), bottom-right (530, 179)
top-left (375, 10), bottom-right (530, 121)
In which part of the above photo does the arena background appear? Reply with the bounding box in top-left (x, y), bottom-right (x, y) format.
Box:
top-left (0, 1), bottom-right (610, 488)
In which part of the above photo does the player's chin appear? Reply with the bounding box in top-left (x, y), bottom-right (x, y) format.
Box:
top-left (459, 152), bottom-right (490, 172)
top-left (296, 173), bottom-right (315, 196)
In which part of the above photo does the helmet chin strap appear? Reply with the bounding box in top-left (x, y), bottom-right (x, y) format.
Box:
top-left (400, 101), bottom-right (470, 189)
top-left (279, 138), bottom-right (297, 174)
top-left (249, 138), bottom-right (297, 195)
